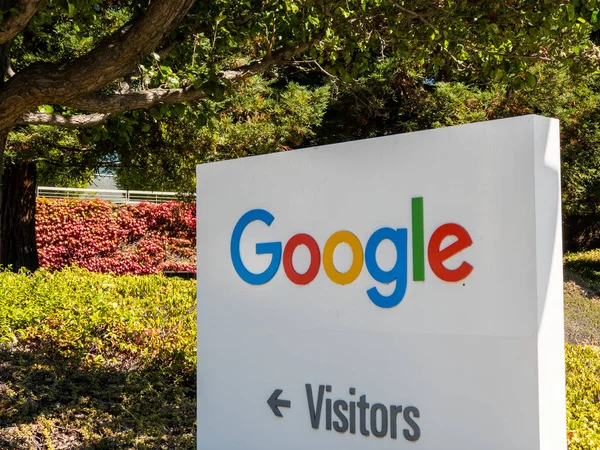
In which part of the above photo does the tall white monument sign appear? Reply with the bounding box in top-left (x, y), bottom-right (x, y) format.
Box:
top-left (197, 115), bottom-right (565, 449)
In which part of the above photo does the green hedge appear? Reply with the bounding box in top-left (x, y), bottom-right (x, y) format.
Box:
top-left (565, 249), bottom-right (600, 285)
top-left (0, 268), bottom-right (599, 448)
top-left (0, 268), bottom-right (197, 448)
top-left (566, 345), bottom-right (600, 449)
top-left (0, 267), bottom-right (196, 375)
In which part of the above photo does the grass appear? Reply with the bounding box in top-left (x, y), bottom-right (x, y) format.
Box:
top-left (565, 269), bottom-right (600, 346)
top-left (0, 258), bottom-right (599, 449)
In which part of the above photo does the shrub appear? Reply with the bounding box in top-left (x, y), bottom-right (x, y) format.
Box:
top-left (0, 268), bottom-right (197, 448)
top-left (564, 249), bottom-right (600, 284)
top-left (0, 268), bottom-right (196, 376)
top-left (1, 268), bottom-right (599, 449)
top-left (36, 198), bottom-right (196, 275)
top-left (566, 344), bottom-right (600, 449)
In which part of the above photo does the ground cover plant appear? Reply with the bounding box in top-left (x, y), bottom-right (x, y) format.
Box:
top-left (0, 254), bottom-right (600, 450)
top-left (0, 261), bottom-right (598, 448)
top-left (566, 345), bottom-right (600, 448)
top-left (565, 249), bottom-right (600, 287)
top-left (564, 269), bottom-right (600, 448)
top-left (0, 268), bottom-right (196, 449)
top-left (36, 198), bottom-right (196, 275)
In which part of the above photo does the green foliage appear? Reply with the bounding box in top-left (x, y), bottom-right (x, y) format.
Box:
top-left (308, 59), bottom-right (428, 142)
top-left (566, 344), bottom-right (600, 449)
top-left (563, 261), bottom-right (600, 449)
top-left (0, 267), bottom-right (598, 447)
top-left (0, 270), bottom-right (196, 449)
top-left (202, 80), bottom-right (330, 159)
top-left (6, 126), bottom-right (96, 187)
top-left (0, 268), bottom-right (196, 376)
top-left (114, 79), bottom-right (330, 191)
top-left (419, 82), bottom-right (492, 129)
top-left (12, 1), bottom-right (135, 69)
top-left (7, 0), bottom-right (600, 198)
top-left (565, 250), bottom-right (600, 286)
top-left (314, 60), bottom-right (600, 251)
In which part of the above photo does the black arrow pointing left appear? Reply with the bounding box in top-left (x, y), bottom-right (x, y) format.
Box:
top-left (267, 389), bottom-right (291, 417)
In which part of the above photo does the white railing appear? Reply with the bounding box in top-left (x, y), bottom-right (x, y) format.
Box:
top-left (37, 186), bottom-right (181, 204)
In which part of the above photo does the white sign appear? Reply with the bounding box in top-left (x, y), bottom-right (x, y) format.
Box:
top-left (197, 115), bottom-right (565, 450)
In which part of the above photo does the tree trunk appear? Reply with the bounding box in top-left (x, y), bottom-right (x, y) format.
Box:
top-left (0, 157), bottom-right (39, 272)
top-left (0, 130), bottom-right (6, 268)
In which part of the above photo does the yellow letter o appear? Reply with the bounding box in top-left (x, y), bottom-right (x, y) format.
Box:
top-left (323, 231), bottom-right (364, 285)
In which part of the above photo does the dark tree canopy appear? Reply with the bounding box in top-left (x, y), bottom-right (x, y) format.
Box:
top-left (2, 0), bottom-right (598, 138)
top-left (0, 0), bottom-right (599, 269)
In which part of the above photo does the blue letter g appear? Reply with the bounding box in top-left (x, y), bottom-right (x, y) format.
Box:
top-left (230, 209), bottom-right (282, 285)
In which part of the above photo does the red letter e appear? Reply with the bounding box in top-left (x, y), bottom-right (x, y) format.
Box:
top-left (428, 223), bottom-right (473, 282)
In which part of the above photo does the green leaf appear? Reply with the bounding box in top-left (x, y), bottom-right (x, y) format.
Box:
top-left (173, 104), bottom-right (186, 117)
top-left (493, 68), bottom-right (504, 82)
top-left (141, 124), bottom-right (151, 132)
top-left (195, 115), bottom-right (207, 127)
top-left (68, 2), bottom-right (76, 18)
top-left (38, 105), bottom-right (54, 114)
top-left (167, 76), bottom-right (180, 88)
top-left (512, 77), bottom-right (524, 90)
top-left (149, 108), bottom-right (161, 119)
top-left (567, 4), bottom-right (575, 21)
top-left (525, 73), bottom-right (537, 88)
top-left (212, 84), bottom-right (225, 102)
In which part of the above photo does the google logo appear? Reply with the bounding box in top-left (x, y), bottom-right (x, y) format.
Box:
top-left (230, 197), bottom-right (474, 308)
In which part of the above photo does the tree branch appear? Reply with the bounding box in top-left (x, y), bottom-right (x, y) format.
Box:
top-left (388, 0), bottom-right (439, 31)
top-left (0, 0), bottom-right (46, 45)
top-left (63, 38), bottom-right (322, 115)
top-left (65, 87), bottom-right (208, 114)
top-left (290, 59), bottom-right (338, 79)
top-left (11, 35), bottom-right (323, 129)
top-left (17, 112), bottom-right (109, 128)
top-left (0, 0), bottom-right (195, 130)
top-left (219, 37), bottom-right (321, 81)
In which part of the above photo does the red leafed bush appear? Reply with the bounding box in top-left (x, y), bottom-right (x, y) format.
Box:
top-left (36, 198), bottom-right (196, 275)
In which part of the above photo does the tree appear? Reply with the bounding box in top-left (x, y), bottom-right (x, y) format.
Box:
top-left (311, 59), bottom-right (600, 250)
top-left (1, 0), bottom-right (598, 271)
top-left (7, 127), bottom-right (96, 187)
top-left (113, 78), bottom-right (330, 192)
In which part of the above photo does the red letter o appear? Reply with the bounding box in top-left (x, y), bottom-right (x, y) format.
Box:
top-left (283, 234), bottom-right (321, 285)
